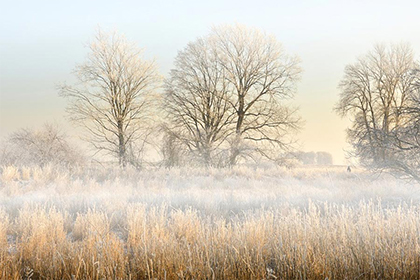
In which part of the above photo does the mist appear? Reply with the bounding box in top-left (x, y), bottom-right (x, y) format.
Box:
top-left (1, 1), bottom-right (420, 279)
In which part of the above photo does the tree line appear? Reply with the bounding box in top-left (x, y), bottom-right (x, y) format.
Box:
top-left (2, 24), bottom-right (419, 181)
top-left (58, 25), bottom-right (302, 169)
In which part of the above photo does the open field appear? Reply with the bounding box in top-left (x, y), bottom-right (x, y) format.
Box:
top-left (1, 165), bottom-right (420, 279)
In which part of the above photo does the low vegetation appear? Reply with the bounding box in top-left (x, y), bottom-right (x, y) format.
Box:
top-left (1, 165), bottom-right (419, 279)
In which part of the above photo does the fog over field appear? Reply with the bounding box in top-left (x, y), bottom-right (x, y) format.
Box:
top-left (1, 166), bottom-right (420, 279)
top-left (2, 166), bottom-right (419, 213)
top-left (1, 0), bottom-right (420, 279)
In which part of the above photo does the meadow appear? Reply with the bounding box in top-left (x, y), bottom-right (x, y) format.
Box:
top-left (1, 165), bottom-right (420, 279)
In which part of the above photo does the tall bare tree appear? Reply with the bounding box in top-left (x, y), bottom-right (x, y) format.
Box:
top-left (336, 44), bottom-right (420, 179)
top-left (164, 38), bottom-right (234, 167)
top-left (59, 30), bottom-right (160, 167)
top-left (164, 24), bottom-right (302, 167)
top-left (210, 24), bottom-right (302, 165)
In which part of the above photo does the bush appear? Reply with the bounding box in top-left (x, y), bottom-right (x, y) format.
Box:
top-left (0, 124), bottom-right (85, 169)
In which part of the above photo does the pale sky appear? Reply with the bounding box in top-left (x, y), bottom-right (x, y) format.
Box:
top-left (1, 0), bottom-right (419, 164)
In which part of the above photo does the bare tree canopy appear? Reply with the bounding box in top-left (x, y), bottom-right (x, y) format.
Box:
top-left (163, 24), bottom-right (302, 167)
top-left (211, 25), bottom-right (302, 165)
top-left (164, 37), bottom-right (234, 167)
top-left (59, 30), bottom-right (161, 168)
top-left (391, 68), bottom-right (420, 180)
top-left (336, 43), bottom-right (420, 180)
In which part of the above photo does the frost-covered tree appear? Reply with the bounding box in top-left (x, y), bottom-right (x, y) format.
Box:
top-left (164, 24), bottom-right (302, 167)
top-left (390, 68), bottom-right (420, 180)
top-left (336, 44), bottom-right (420, 180)
top-left (59, 30), bottom-right (160, 168)
top-left (212, 24), bottom-right (302, 165)
top-left (164, 37), bottom-right (234, 167)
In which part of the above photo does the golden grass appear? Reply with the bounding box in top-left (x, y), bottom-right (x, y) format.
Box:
top-left (1, 165), bottom-right (420, 279)
top-left (0, 166), bottom-right (20, 182)
top-left (0, 202), bottom-right (419, 279)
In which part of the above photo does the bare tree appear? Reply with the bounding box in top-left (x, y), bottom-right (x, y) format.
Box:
top-left (163, 37), bottom-right (234, 167)
top-left (336, 43), bottom-right (420, 179)
top-left (164, 24), bottom-right (302, 167)
top-left (210, 24), bottom-right (302, 165)
top-left (160, 128), bottom-right (185, 168)
top-left (59, 30), bottom-right (160, 168)
top-left (390, 68), bottom-right (420, 180)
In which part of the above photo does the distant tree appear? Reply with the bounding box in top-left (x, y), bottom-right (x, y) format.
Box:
top-left (211, 24), bottom-right (302, 165)
top-left (291, 151), bottom-right (332, 165)
top-left (59, 30), bottom-right (160, 168)
top-left (0, 124), bottom-right (85, 168)
top-left (316, 151), bottom-right (333, 165)
top-left (160, 128), bottom-right (185, 168)
top-left (336, 44), bottom-right (420, 180)
top-left (294, 151), bottom-right (316, 165)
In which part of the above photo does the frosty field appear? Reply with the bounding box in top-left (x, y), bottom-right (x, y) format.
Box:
top-left (1, 165), bottom-right (420, 279)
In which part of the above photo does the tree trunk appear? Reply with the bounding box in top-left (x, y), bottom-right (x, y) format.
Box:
top-left (230, 95), bottom-right (245, 166)
top-left (229, 133), bottom-right (241, 167)
top-left (203, 149), bottom-right (211, 168)
top-left (117, 120), bottom-right (126, 167)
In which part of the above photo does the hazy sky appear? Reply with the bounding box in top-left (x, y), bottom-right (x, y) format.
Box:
top-left (1, 0), bottom-right (419, 164)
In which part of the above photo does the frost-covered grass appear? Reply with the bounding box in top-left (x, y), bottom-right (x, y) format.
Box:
top-left (1, 165), bottom-right (420, 279)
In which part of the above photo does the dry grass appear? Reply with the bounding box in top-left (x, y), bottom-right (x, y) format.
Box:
top-left (0, 165), bottom-right (420, 279)
top-left (1, 166), bottom-right (20, 182)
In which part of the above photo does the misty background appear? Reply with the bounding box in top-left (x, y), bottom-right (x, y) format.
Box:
top-left (1, 0), bottom-right (420, 164)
